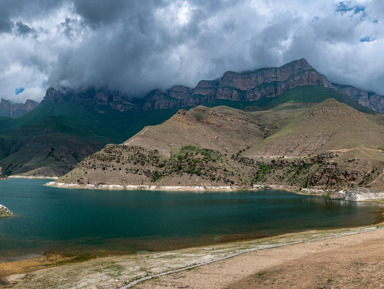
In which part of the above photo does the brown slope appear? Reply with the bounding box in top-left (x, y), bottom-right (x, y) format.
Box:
top-left (244, 98), bottom-right (384, 160)
top-left (54, 100), bottom-right (384, 192)
top-left (240, 99), bottom-right (384, 190)
top-left (55, 105), bottom-right (303, 188)
top-left (124, 105), bottom-right (265, 157)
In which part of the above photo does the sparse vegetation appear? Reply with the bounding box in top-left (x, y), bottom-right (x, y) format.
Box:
top-left (57, 98), bottom-right (384, 191)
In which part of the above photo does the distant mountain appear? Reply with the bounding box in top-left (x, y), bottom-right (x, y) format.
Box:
top-left (0, 102), bottom-right (177, 176)
top-left (42, 58), bottom-right (384, 113)
top-left (3, 58), bottom-right (384, 118)
top-left (0, 98), bottom-right (39, 118)
top-left (1, 58), bottom-right (384, 177)
top-left (55, 99), bottom-right (384, 192)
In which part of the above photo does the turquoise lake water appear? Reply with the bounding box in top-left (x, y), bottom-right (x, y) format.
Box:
top-left (0, 178), bottom-right (383, 260)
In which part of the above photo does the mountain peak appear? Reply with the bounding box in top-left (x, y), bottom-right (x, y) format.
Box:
top-left (307, 98), bottom-right (357, 113)
top-left (0, 97), bottom-right (39, 118)
top-left (282, 58), bottom-right (313, 70)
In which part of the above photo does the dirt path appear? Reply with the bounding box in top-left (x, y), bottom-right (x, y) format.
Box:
top-left (135, 227), bottom-right (384, 289)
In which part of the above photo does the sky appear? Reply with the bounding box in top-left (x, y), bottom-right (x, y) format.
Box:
top-left (1, 0), bottom-right (384, 103)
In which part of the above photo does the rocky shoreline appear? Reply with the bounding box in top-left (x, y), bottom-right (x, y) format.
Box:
top-left (9, 175), bottom-right (58, 180)
top-left (46, 181), bottom-right (384, 202)
top-left (0, 204), bottom-right (13, 218)
top-left (256, 184), bottom-right (384, 202)
top-left (46, 182), bottom-right (253, 192)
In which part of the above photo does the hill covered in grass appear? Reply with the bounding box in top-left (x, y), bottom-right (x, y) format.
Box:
top-left (54, 98), bottom-right (384, 194)
top-left (206, 86), bottom-right (375, 114)
top-left (0, 102), bottom-right (178, 176)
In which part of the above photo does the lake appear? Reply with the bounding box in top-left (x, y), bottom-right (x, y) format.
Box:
top-left (0, 178), bottom-right (383, 260)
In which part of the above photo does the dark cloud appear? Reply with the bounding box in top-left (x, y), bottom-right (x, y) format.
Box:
top-left (2, 0), bottom-right (384, 102)
top-left (16, 21), bottom-right (34, 35)
top-left (0, 0), bottom-right (65, 27)
top-left (72, 0), bottom-right (163, 27)
top-left (0, 19), bottom-right (13, 33)
top-left (48, 0), bottom-right (271, 95)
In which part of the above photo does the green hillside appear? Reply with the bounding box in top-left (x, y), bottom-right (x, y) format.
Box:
top-left (0, 103), bottom-right (178, 176)
top-left (0, 85), bottom-right (379, 177)
top-left (206, 86), bottom-right (375, 114)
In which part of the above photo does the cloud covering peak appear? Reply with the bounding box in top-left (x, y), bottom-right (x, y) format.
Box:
top-left (1, 0), bottom-right (384, 102)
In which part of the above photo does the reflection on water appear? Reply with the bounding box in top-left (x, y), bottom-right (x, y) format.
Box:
top-left (0, 179), bottom-right (383, 259)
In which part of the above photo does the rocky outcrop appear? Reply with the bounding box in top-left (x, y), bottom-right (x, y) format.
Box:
top-left (215, 58), bottom-right (332, 101)
top-left (42, 87), bottom-right (138, 112)
top-left (332, 84), bottom-right (384, 113)
top-left (308, 164), bottom-right (369, 188)
top-left (0, 204), bottom-right (13, 217)
top-left (140, 58), bottom-right (333, 109)
top-left (141, 87), bottom-right (213, 111)
top-left (0, 98), bottom-right (39, 118)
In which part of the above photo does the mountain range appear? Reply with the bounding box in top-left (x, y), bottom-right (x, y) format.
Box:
top-left (1, 58), bottom-right (384, 177)
top-left (0, 98), bottom-right (39, 118)
top-left (2, 59), bottom-right (383, 117)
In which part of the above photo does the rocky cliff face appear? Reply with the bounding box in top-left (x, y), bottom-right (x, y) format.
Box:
top-left (42, 87), bottom-right (137, 112)
top-left (4, 59), bottom-right (384, 117)
top-left (40, 58), bottom-right (384, 114)
top-left (39, 59), bottom-right (337, 113)
top-left (215, 58), bottom-right (332, 101)
top-left (332, 84), bottom-right (384, 113)
top-left (0, 99), bottom-right (39, 118)
top-left (140, 58), bottom-right (333, 110)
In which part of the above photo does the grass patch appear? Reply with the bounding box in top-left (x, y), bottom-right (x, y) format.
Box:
top-left (206, 86), bottom-right (375, 114)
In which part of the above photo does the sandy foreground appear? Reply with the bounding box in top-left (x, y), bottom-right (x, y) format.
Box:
top-left (1, 224), bottom-right (384, 288)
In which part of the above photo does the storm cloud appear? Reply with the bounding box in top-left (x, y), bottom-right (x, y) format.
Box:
top-left (1, 0), bottom-right (384, 102)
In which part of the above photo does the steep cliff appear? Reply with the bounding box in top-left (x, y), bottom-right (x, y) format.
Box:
top-left (40, 59), bottom-right (384, 114)
top-left (0, 99), bottom-right (39, 118)
top-left (4, 59), bottom-right (384, 118)
top-left (332, 84), bottom-right (384, 113)
top-left (42, 87), bottom-right (137, 112)
top-left (140, 58), bottom-right (334, 110)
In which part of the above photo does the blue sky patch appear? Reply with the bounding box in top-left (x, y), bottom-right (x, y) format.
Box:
top-left (337, 2), bottom-right (366, 16)
top-left (15, 87), bottom-right (24, 95)
top-left (360, 36), bottom-right (375, 42)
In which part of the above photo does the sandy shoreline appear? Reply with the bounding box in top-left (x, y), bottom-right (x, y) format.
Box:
top-left (2, 224), bottom-right (384, 288)
top-left (135, 224), bottom-right (384, 289)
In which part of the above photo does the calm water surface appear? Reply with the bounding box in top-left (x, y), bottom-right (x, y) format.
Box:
top-left (0, 179), bottom-right (383, 259)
